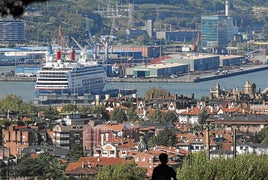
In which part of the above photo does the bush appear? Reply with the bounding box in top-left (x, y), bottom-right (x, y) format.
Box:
top-left (177, 152), bottom-right (268, 180)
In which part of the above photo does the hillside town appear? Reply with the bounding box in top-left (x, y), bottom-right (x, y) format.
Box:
top-left (1, 81), bottom-right (268, 179)
top-left (1, 0), bottom-right (268, 179)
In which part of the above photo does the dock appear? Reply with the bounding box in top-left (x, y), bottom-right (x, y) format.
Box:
top-left (108, 64), bottom-right (268, 83)
top-left (1, 64), bottom-right (268, 83)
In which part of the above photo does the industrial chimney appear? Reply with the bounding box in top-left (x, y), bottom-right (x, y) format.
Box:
top-left (225, 0), bottom-right (229, 17)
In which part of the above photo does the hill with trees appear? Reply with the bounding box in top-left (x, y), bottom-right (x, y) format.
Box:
top-left (3, 0), bottom-right (268, 45)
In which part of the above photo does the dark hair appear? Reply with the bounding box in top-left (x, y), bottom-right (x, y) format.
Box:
top-left (159, 153), bottom-right (168, 164)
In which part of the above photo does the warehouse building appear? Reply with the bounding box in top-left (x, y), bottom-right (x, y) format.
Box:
top-left (126, 63), bottom-right (189, 78)
top-left (165, 54), bottom-right (220, 71)
top-left (219, 55), bottom-right (244, 67)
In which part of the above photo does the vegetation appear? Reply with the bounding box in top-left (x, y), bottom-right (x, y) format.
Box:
top-left (144, 87), bottom-right (169, 100)
top-left (177, 152), bottom-right (268, 180)
top-left (96, 162), bottom-right (146, 180)
top-left (0, 94), bottom-right (37, 120)
top-left (148, 127), bottom-right (178, 148)
top-left (257, 126), bottom-right (268, 144)
top-left (14, 152), bottom-right (66, 179)
top-left (90, 105), bottom-right (109, 120)
top-left (110, 108), bottom-right (128, 123)
top-left (1, 0), bottom-right (266, 46)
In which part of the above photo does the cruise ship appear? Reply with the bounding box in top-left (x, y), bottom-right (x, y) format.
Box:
top-left (34, 48), bottom-right (107, 97)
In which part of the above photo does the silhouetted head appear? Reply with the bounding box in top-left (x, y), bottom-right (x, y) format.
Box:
top-left (159, 153), bottom-right (168, 164)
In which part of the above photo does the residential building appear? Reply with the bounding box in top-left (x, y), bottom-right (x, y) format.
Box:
top-left (2, 125), bottom-right (38, 156)
top-left (21, 145), bottom-right (69, 160)
top-left (207, 114), bottom-right (268, 133)
top-left (52, 125), bottom-right (83, 150)
top-left (65, 157), bottom-right (131, 179)
top-left (234, 143), bottom-right (268, 155)
top-left (83, 122), bottom-right (140, 154)
top-left (92, 137), bottom-right (141, 158)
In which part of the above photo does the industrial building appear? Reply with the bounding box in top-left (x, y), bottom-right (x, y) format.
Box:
top-left (201, 15), bottom-right (229, 49)
top-left (200, 1), bottom-right (238, 52)
top-left (125, 63), bottom-right (189, 78)
top-left (0, 18), bottom-right (25, 42)
top-left (219, 55), bottom-right (244, 67)
top-left (156, 31), bottom-right (198, 42)
top-left (165, 54), bottom-right (220, 71)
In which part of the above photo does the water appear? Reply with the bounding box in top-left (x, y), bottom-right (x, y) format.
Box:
top-left (1, 66), bottom-right (268, 102)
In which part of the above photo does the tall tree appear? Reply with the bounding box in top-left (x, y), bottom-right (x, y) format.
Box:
top-left (14, 152), bottom-right (66, 179)
top-left (90, 105), bottom-right (109, 120)
top-left (148, 128), bottom-right (178, 147)
top-left (110, 108), bottom-right (128, 123)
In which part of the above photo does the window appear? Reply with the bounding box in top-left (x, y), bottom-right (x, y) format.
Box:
top-left (110, 150), bottom-right (115, 154)
top-left (142, 157), bottom-right (145, 162)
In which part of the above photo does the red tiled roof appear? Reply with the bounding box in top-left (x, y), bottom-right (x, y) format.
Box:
top-left (77, 157), bottom-right (131, 167)
top-left (179, 107), bottom-right (202, 115)
top-left (66, 162), bottom-right (99, 175)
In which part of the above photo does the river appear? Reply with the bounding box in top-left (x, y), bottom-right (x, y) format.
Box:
top-left (0, 66), bottom-right (268, 102)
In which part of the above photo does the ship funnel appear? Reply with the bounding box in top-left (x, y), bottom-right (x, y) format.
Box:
top-left (56, 49), bottom-right (61, 60)
top-left (70, 48), bottom-right (75, 61)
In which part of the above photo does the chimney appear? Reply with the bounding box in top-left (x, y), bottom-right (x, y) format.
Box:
top-left (225, 0), bottom-right (229, 16)
top-left (95, 95), bottom-right (100, 106)
top-left (101, 133), bottom-right (104, 146)
top-left (56, 49), bottom-right (61, 60)
top-left (70, 48), bottom-right (75, 60)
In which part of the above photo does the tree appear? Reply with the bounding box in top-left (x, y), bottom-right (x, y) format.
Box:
top-left (69, 144), bottom-right (84, 162)
top-left (136, 34), bottom-right (149, 45)
top-left (198, 109), bottom-right (209, 124)
top-left (257, 126), bottom-right (268, 143)
top-left (96, 163), bottom-right (146, 180)
top-left (14, 152), bottom-right (66, 179)
top-left (44, 106), bottom-right (59, 121)
top-left (0, 94), bottom-right (37, 119)
top-left (110, 108), bottom-right (128, 123)
top-left (127, 108), bottom-right (139, 122)
top-left (148, 109), bottom-right (163, 122)
top-left (162, 111), bottom-right (177, 122)
top-left (178, 152), bottom-right (268, 180)
top-left (148, 128), bottom-right (178, 148)
top-left (90, 105), bottom-right (109, 120)
top-left (0, 0), bottom-right (49, 18)
top-left (144, 87), bottom-right (169, 100)
top-left (61, 104), bottom-right (78, 113)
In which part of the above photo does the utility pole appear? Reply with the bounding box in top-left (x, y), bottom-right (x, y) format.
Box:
top-left (233, 128), bottom-right (237, 158)
top-left (205, 124), bottom-right (210, 160)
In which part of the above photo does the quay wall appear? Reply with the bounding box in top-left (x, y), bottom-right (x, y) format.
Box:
top-left (1, 65), bottom-right (268, 83)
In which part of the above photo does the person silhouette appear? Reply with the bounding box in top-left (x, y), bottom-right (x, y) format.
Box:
top-left (152, 153), bottom-right (178, 180)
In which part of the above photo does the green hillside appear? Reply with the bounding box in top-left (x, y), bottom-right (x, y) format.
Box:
top-left (20, 0), bottom-right (268, 45)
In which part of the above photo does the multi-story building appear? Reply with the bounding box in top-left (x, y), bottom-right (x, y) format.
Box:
top-left (83, 122), bottom-right (140, 153)
top-left (201, 15), bottom-right (229, 50)
top-left (2, 125), bottom-right (37, 156)
top-left (0, 18), bottom-right (26, 42)
top-left (52, 125), bottom-right (83, 150)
